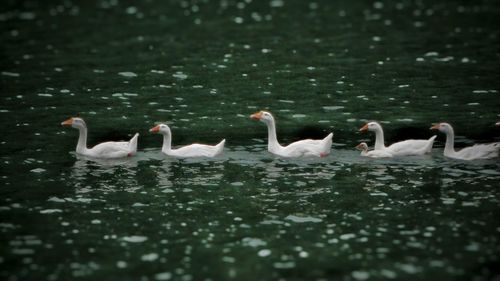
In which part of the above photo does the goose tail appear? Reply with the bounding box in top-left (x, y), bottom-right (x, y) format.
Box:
top-left (128, 133), bottom-right (139, 154)
top-left (214, 139), bottom-right (226, 156)
top-left (425, 135), bottom-right (437, 153)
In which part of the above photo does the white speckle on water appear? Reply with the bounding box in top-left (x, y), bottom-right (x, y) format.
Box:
top-left (462, 201), bottom-right (479, 207)
top-left (285, 215), bottom-right (322, 223)
top-left (397, 263), bottom-right (421, 274)
top-left (155, 272), bottom-right (172, 281)
top-left (292, 114), bottom-right (306, 118)
top-left (12, 248), bottom-right (35, 255)
top-left (172, 71), bottom-right (188, 80)
top-left (352, 270), bottom-right (370, 280)
top-left (435, 56), bottom-right (454, 62)
top-left (230, 182), bottom-right (243, 186)
top-left (91, 220), bottom-right (101, 224)
top-left (118, 72), bottom-right (138, 78)
top-left (19, 12), bottom-right (36, 20)
top-left (472, 90), bottom-right (488, 94)
top-left (340, 233), bottom-right (356, 240)
top-left (222, 256), bottom-right (236, 263)
top-left (37, 93), bottom-right (52, 97)
top-left (234, 17), bottom-right (243, 24)
top-left (132, 203), bottom-right (148, 207)
top-left (116, 261), bottom-right (127, 268)
top-left (48, 197), bottom-right (65, 203)
top-left (270, 0), bottom-right (284, 8)
top-left (40, 209), bottom-right (62, 214)
top-left (126, 6), bottom-right (137, 14)
top-left (370, 191), bottom-right (388, 196)
top-left (141, 253), bottom-right (159, 262)
top-left (373, 2), bottom-right (384, 9)
top-left (30, 168), bottom-right (46, 173)
top-left (380, 269), bottom-right (397, 279)
top-left (273, 261), bottom-right (295, 269)
top-left (261, 48), bottom-right (271, 54)
top-left (122, 236), bottom-right (148, 243)
top-left (2, 71), bottom-right (20, 77)
top-left (258, 249), bottom-right (271, 257)
top-left (241, 237), bottom-right (267, 248)
top-left (465, 242), bottom-right (480, 252)
top-left (425, 52), bottom-right (439, 57)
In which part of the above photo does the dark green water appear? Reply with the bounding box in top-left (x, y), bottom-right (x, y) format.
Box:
top-left (1, 0), bottom-right (500, 280)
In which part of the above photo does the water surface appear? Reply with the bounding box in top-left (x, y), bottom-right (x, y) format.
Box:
top-left (1, 0), bottom-right (500, 280)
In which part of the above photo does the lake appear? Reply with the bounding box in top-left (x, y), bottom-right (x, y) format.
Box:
top-left (1, 0), bottom-right (499, 280)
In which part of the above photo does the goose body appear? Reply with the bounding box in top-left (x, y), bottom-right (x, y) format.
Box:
top-left (431, 122), bottom-right (499, 160)
top-left (150, 124), bottom-right (225, 158)
top-left (359, 122), bottom-right (435, 156)
top-left (250, 111), bottom-right (333, 157)
top-left (355, 142), bottom-right (393, 158)
top-left (61, 117), bottom-right (138, 159)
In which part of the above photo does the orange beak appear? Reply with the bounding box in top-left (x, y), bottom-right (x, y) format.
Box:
top-left (61, 118), bottom-right (73, 126)
top-left (359, 124), bottom-right (368, 132)
top-left (149, 125), bottom-right (160, 133)
top-left (430, 124), bottom-right (440, 130)
top-left (250, 111), bottom-right (263, 120)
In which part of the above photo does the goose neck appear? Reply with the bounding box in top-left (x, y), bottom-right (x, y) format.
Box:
top-left (443, 129), bottom-right (455, 155)
top-left (373, 126), bottom-right (385, 150)
top-left (266, 119), bottom-right (281, 152)
top-left (161, 131), bottom-right (172, 153)
top-left (76, 126), bottom-right (88, 154)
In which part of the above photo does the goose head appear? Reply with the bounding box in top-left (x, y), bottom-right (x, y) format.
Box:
top-left (359, 122), bottom-right (381, 133)
top-left (250, 111), bottom-right (274, 124)
top-left (496, 121), bottom-right (500, 126)
top-left (430, 122), bottom-right (452, 133)
top-left (149, 123), bottom-right (171, 135)
top-left (61, 117), bottom-right (86, 129)
top-left (355, 142), bottom-right (368, 152)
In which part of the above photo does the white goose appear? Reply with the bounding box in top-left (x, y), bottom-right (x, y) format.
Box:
top-left (150, 123), bottom-right (225, 158)
top-left (355, 142), bottom-right (393, 158)
top-left (359, 122), bottom-right (436, 156)
top-left (430, 122), bottom-right (499, 160)
top-left (61, 117), bottom-right (139, 159)
top-left (250, 111), bottom-right (333, 157)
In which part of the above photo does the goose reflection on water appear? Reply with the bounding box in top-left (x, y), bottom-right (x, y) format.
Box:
top-left (69, 154), bottom-right (140, 192)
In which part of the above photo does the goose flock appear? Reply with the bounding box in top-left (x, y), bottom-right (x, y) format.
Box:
top-left (61, 112), bottom-right (500, 161)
